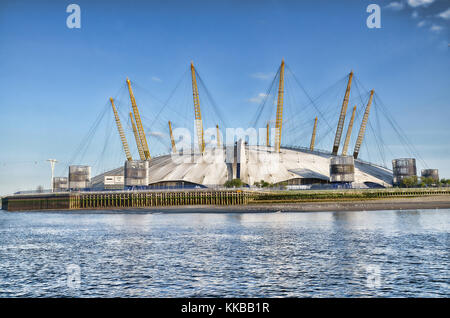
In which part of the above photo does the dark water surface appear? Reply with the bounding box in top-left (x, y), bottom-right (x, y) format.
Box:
top-left (0, 209), bottom-right (448, 297)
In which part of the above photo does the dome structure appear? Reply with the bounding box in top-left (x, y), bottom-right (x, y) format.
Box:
top-left (91, 144), bottom-right (393, 189)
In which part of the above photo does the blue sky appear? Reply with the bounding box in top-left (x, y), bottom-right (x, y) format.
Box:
top-left (0, 0), bottom-right (449, 194)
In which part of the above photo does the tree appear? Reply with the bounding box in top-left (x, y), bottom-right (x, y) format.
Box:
top-left (401, 176), bottom-right (418, 188)
top-left (421, 177), bottom-right (435, 187)
top-left (224, 179), bottom-right (243, 188)
top-left (259, 180), bottom-right (270, 188)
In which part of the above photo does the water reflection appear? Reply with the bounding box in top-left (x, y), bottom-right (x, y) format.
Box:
top-left (394, 210), bottom-right (421, 231)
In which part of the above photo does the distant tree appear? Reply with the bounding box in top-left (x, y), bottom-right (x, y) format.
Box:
top-left (401, 176), bottom-right (418, 188)
top-left (224, 179), bottom-right (243, 188)
top-left (260, 180), bottom-right (270, 188)
top-left (421, 177), bottom-right (435, 187)
top-left (278, 181), bottom-right (288, 190)
top-left (36, 185), bottom-right (44, 193)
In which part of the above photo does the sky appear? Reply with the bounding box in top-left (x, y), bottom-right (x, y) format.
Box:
top-left (0, 0), bottom-right (449, 195)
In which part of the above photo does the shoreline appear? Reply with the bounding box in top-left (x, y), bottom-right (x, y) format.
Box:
top-left (4, 195), bottom-right (450, 213)
top-left (136, 195), bottom-right (450, 213)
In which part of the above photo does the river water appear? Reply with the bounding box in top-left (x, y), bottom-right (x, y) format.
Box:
top-left (0, 209), bottom-right (448, 297)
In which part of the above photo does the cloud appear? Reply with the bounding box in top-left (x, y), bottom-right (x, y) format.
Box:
top-left (248, 93), bottom-right (269, 104)
top-left (385, 2), bottom-right (405, 10)
top-left (437, 8), bottom-right (450, 20)
top-left (417, 20), bottom-right (427, 27)
top-left (411, 11), bottom-right (419, 18)
top-left (430, 24), bottom-right (444, 32)
top-left (151, 76), bottom-right (162, 82)
top-left (250, 72), bottom-right (275, 80)
top-left (407, 0), bottom-right (434, 8)
top-left (148, 131), bottom-right (166, 137)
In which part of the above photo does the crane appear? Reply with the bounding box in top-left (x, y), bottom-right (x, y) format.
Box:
top-left (110, 97), bottom-right (132, 161)
top-left (274, 59), bottom-right (285, 153)
top-left (310, 117), bottom-right (318, 151)
top-left (216, 124), bottom-right (221, 148)
top-left (126, 78), bottom-right (151, 160)
top-left (332, 71), bottom-right (353, 155)
top-left (168, 120), bottom-right (176, 153)
top-left (353, 90), bottom-right (374, 159)
top-left (129, 112), bottom-right (145, 161)
top-left (341, 105), bottom-right (357, 156)
top-left (190, 62), bottom-right (205, 154)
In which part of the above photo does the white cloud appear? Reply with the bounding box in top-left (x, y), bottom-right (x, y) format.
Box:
top-left (151, 76), bottom-right (162, 82)
top-left (148, 131), bottom-right (166, 137)
top-left (248, 93), bottom-right (269, 104)
top-left (250, 72), bottom-right (275, 80)
top-left (430, 24), bottom-right (443, 32)
top-left (407, 0), bottom-right (434, 8)
top-left (385, 2), bottom-right (405, 10)
top-left (412, 11), bottom-right (419, 18)
top-left (437, 8), bottom-right (450, 20)
top-left (417, 20), bottom-right (427, 27)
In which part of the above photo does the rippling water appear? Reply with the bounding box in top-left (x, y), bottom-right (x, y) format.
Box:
top-left (0, 209), bottom-right (448, 297)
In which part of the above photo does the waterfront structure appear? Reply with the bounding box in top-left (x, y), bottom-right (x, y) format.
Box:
top-left (421, 169), bottom-right (439, 182)
top-left (89, 145), bottom-right (392, 189)
top-left (53, 177), bottom-right (68, 192)
top-left (392, 158), bottom-right (417, 186)
top-left (124, 160), bottom-right (149, 188)
top-left (330, 156), bottom-right (355, 183)
top-left (68, 165), bottom-right (91, 190)
top-left (48, 60), bottom-right (425, 191)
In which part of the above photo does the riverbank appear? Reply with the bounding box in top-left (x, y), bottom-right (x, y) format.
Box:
top-left (2, 188), bottom-right (450, 212)
top-left (236, 195), bottom-right (450, 212)
top-left (4, 195), bottom-right (449, 214)
top-left (105, 195), bottom-right (450, 213)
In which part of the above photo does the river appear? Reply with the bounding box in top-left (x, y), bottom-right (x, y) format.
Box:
top-left (0, 209), bottom-right (448, 297)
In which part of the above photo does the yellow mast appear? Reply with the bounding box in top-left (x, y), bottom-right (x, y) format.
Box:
top-left (126, 78), bottom-right (151, 160)
top-left (266, 122), bottom-right (270, 147)
top-left (190, 62), bottom-right (205, 154)
top-left (353, 90), bottom-right (374, 159)
top-left (310, 117), bottom-right (318, 151)
top-left (342, 105), bottom-right (357, 156)
top-left (110, 98), bottom-right (132, 161)
top-left (168, 121), bottom-right (176, 153)
top-left (216, 124), bottom-right (221, 148)
top-left (332, 71), bottom-right (353, 155)
top-left (274, 59), bottom-right (285, 153)
top-left (129, 112), bottom-right (145, 161)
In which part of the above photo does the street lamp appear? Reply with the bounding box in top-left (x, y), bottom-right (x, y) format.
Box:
top-left (47, 159), bottom-right (58, 192)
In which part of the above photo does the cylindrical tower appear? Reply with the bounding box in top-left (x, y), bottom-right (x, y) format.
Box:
top-left (392, 158), bottom-right (416, 185)
top-left (53, 177), bottom-right (68, 192)
top-left (421, 169), bottom-right (439, 182)
top-left (124, 160), bottom-right (149, 187)
top-left (330, 156), bottom-right (355, 183)
top-left (68, 165), bottom-right (91, 190)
